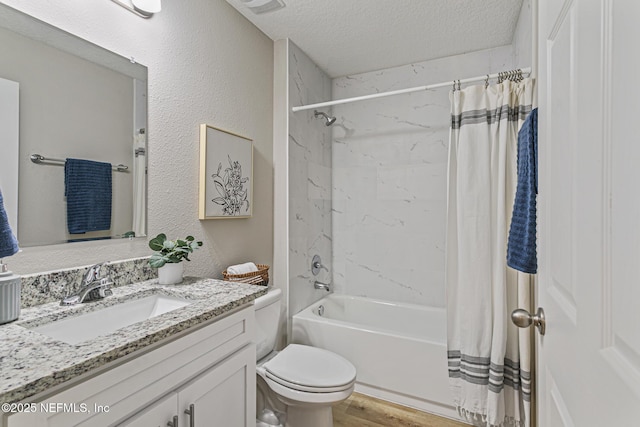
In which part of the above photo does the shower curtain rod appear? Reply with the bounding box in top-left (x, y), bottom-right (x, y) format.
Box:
top-left (291, 67), bottom-right (532, 112)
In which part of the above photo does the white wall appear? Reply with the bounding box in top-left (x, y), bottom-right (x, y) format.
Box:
top-left (331, 45), bottom-right (515, 307)
top-left (513, 0), bottom-right (533, 70)
top-left (287, 41), bottom-right (333, 316)
top-left (3, 0), bottom-right (274, 276)
top-left (511, 0), bottom-right (533, 68)
top-left (0, 78), bottom-right (19, 234)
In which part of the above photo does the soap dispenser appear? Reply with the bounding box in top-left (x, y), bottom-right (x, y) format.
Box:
top-left (0, 260), bottom-right (20, 324)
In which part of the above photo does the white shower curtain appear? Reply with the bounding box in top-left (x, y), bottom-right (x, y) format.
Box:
top-left (446, 79), bottom-right (535, 427)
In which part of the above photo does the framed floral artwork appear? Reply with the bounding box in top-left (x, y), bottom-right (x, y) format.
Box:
top-left (199, 124), bottom-right (253, 219)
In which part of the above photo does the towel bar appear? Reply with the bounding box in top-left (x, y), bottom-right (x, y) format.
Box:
top-left (30, 154), bottom-right (128, 172)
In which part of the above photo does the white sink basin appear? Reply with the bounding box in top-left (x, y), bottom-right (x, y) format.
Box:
top-left (30, 294), bottom-right (191, 345)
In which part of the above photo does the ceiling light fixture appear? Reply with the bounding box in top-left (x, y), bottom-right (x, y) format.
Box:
top-left (240, 0), bottom-right (285, 15)
top-left (110, 0), bottom-right (162, 18)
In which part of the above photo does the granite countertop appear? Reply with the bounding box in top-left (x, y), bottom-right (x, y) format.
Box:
top-left (0, 277), bottom-right (267, 404)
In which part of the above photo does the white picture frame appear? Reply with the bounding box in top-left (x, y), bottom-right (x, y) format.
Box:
top-left (199, 124), bottom-right (253, 219)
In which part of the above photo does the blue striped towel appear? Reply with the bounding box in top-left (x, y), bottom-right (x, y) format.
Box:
top-left (507, 108), bottom-right (538, 274)
top-left (0, 189), bottom-right (19, 258)
top-left (64, 158), bottom-right (112, 234)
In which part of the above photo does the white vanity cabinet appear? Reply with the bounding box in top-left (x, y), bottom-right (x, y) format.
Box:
top-left (6, 306), bottom-right (256, 427)
top-left (118, 394), bottom-right (178, 427)
top-left (120, 345), bottom-right (255, 427)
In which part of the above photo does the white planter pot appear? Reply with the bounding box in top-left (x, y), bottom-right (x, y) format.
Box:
top-left (158, 262), bottom-right (184, 285)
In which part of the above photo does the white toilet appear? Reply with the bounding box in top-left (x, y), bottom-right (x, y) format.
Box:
top-left (254, 288), bottom-right (356, 427)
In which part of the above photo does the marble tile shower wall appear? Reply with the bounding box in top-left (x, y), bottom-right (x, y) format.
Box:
top-left (331, 46), bottom-right (515, 307)
top-left (513, 0), bottom-right (533, 70)
top-left (288, 41), bottom-right (333, 316)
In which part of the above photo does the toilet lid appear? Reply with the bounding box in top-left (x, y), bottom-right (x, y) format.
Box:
top-left (264, 344), bottom-right (356, 390)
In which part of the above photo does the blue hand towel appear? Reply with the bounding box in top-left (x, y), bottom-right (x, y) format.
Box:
top-left (0, 189), bottom-right (19, 258)
top-left (64, 158), bottom-right (112, 234)
top-left (507, 108), bottom-right (538, 274)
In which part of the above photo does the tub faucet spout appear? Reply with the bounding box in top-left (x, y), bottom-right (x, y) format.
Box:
top-left (314, 281), bottom-right (331, 292)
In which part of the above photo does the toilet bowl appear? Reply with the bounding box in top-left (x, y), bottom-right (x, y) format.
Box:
top-left (254, 288), bottom-right (356, 427)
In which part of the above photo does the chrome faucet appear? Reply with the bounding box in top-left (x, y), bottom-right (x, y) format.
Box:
top-left (83, 262), bottom-right (103, 284)
top-left (314, 280), bottom-right (331, 292)
top-left (60, 263), bottom-right (113, 306)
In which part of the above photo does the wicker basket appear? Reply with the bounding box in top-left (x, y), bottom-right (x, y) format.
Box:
top-left (222, 264), bottom-right (269, 286)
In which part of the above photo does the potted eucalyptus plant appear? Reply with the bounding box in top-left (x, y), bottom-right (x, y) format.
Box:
top-left (148, 233), bottom-right (203, 285)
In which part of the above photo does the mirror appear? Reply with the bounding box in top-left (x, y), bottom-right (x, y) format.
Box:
top-left (0, 3), bottom-right (147, 247)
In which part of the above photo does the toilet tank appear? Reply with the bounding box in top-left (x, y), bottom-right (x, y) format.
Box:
top-left (254, 288), bottom-right (282, 361)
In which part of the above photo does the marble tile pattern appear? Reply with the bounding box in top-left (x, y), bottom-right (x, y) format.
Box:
top-left (331, 45), bottom-right (515, 307)
top-left (512, 0), bottom-right (533, 70)
top-left (20, 257), bottom-right (157, 308)
top-left (0, 277), bottom-right (266, 404)
top-left (288, 41), bottom-right (334, 316)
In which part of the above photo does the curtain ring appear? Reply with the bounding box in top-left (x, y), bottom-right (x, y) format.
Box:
top-left (457, 79), bottom-right (461, 91)
top-left (518, 69), bottom-right (523, 82)
top-left (498, 71), bottom-right (502, 83)
top-left (485, 74), bottom-right (489, 89)
top-left (453, 80), bottom-right (456, 92)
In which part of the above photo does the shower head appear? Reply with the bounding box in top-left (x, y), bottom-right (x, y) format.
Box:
top-left (314, 110), bottom-right (336, 126)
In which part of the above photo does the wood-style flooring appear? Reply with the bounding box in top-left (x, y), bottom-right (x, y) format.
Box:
top-left (333, 393), bottom-right (469, 427)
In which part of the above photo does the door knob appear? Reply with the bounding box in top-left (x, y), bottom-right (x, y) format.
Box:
top-left (511, 307), bottom-right (546, 335)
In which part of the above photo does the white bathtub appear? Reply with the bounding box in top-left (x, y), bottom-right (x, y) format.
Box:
top-left (292, 294), bottom-right (461, 420)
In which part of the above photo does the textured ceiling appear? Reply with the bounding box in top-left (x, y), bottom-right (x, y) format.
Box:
top-left (225, 0), bottom-right (524, 78)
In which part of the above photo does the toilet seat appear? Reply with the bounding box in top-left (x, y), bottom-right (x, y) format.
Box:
top-left (260, 344), bottom-right (356, 394)
top-left (263, 375), bottom-right (355, 406)
top-left (265, 371), bottom-right (352, 393)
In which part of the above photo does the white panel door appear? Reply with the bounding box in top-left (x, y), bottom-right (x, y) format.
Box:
top-left (538, 0), bottom-right (640, 425)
